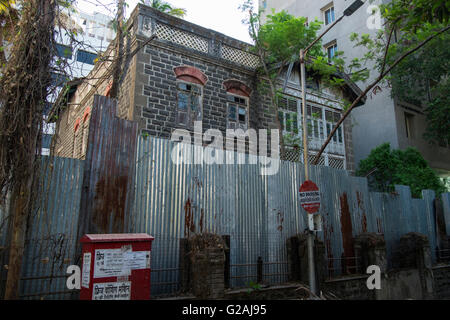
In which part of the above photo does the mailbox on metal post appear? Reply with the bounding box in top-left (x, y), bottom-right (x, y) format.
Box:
top-left (80, 233), bottom-right (154, 300)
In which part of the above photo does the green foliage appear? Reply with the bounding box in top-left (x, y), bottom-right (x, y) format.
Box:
top-left (356, 143), bottom-right (446, 198)
top-left (380, 0), bottom-right (449, 31)
top-left (246, 281), bottom-right (262, 293)
top-left (422, 79), bottom-right (450, 144)
top-left (141, 0), bottom-right (186, 18)
top-left (257, 10), bottom-right (323, 65)
top-left (351, 0), bottom-right (450, 144)
top-left (389, 30), bottom-right (450, 144)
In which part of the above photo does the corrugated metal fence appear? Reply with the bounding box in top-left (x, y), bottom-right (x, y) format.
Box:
top-left (0, 135), bottom-right (449, 298)
top-left (0, 156), bottom-right (84, 299)
top-left (131, 136), bottom-right (445, 295)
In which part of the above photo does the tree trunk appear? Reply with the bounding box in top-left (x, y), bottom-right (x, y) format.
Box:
top-left (2, 0), bottom-right (56, 299)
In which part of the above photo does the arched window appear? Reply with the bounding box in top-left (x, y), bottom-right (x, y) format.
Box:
top-left (173, 66), bottom-right (207, 129)
top-left (223, 79), bottom-right (251, 130)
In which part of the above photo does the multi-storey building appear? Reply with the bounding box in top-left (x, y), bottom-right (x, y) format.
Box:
top-left (49, 4), bottom-right (363, 172)
top-left (260, 0), bottom-right (450, 181)
top-left (43, 9), bottom-right (115, 155)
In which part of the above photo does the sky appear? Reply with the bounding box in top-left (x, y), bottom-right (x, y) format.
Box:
top-left (76, 0), bottom-right (255, 44)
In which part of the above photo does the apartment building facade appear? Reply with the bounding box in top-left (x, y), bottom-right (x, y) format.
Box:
top-left (43, 9), bottom-right (116, 155)
top-left (50, 4), bottom-right (363, 172)
top-left (260, 0), bottom-right (450, 180)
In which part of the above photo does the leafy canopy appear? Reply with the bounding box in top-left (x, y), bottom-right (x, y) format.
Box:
top-left (356, 143), bottom-right (446, 198)
top-left (257, 10), bottom-right (323, 65)
top-left (350, 0), bottom-right (450, 144)
top-left (141, 0), bottom-right (186, 18)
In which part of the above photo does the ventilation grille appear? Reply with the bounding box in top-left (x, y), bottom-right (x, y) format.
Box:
top-left (221, 44), bottom-right (260, 69)
top-left (308, 153), bottom-right (325, 166)
top-left (282, 147), bottom-right (301, 162)
top-left (155, 22), bottom-right (209, 53)
top-left (328, 156), bottom-right (345, 170)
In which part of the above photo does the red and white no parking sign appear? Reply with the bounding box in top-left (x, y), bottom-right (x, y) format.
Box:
top-left (299, 180), bottom-right (321, 214)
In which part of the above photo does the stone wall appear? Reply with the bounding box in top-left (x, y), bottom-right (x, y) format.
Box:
top-left (52, 4), bottom-right (357, 169)
top-left (135, 41), bottom-right (273, 140)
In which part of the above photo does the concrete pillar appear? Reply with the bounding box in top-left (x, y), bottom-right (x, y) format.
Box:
top-left (398, 233), bottom-right (435, 299)
top-left (186, 234), bottom-right (226, 299)
top-left (354, 233), bottom-right (387, 300)
top-left (287, 234), bottom-right (326, 290)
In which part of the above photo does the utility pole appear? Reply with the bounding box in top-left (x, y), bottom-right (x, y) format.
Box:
top-left (298, 0), bottom-right (364, 297)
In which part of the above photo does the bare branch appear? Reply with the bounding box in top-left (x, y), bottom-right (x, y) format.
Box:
top-left (312, 25), bottom-right (450, 165)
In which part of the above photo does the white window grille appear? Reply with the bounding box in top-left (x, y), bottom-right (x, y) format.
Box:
top-left (221, 44), bottom-right (260, 69)
top-left (155, 22), bottom-right (209, 53)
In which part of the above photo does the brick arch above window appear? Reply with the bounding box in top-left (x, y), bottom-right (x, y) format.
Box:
top-left (173, 65), bottom-right (208, 86)
top-left (222, 79), bottom-right (252, 97)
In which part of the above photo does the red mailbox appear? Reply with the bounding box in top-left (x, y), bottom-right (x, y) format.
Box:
top-left (80, 233), bottom-right (154, 300)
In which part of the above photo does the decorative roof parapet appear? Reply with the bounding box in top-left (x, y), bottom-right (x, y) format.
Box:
top-left (132, 4), bottom-right (260, 70)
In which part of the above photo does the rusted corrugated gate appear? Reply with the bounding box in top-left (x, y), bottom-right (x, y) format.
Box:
top-left (74, 95), bottom-right (138, 262)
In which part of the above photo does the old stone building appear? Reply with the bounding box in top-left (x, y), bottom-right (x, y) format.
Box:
top-left (49, 4), bottom-right (363, 172)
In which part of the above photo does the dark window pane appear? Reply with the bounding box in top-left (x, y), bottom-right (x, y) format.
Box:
top-left (192, 86), bottom-right (200, 94)
top-left (307, 119), bottom-right (313, 137)
top-left (238, 107), bottom-right (246, 122)
top-left (278, 97), bottom-right (287, 109)
top-left (56, 44), bottom-right (72, 59)
top-left (278, 111), bottom-right (284, 130)
top-left (178, 92), bottom-right (188, 109)
top-left (285, 113), bottom-right (291, 132)
top-left (288, 98), bottom-right (297, 110)
top-left (293, 113), bottom-right (298, 133)
top-left (76, 50), bottom-right (97, 65)
top-left (228, 105), bottom-right (236, 120)
top-left (191, 95), bottom-right (199, 111)
top-left (178, 83), bottom-right (188, 91)
top-left (333, 112), bottom-right (340, 123)
top-left (325, 7), bottom-right (335, 25)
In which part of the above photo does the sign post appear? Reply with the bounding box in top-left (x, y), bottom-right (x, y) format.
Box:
top-left (299, 179), bottom-right (321, 297)
top-left (299, 180), bottom-right (321, 215)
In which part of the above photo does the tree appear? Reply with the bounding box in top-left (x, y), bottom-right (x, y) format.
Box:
top-left (141, 0), bottom-right (186, 18)
top-left (312, 0), bottom-right (450, 164)
top-left (240, 1), bottom-right (352, 155)
top-left (0, 0), bottom-right (58, 299)
top-left (356, 143), bottom-right (446, 198)
top-left (0, 0), bottom-right (19, 68)
top-left (388, 31), bottom-right (449, 145)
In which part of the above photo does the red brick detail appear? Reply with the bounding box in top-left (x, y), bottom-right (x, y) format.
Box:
top-left (74, 118), bottom-right (81, 132)
top-left (104, 81), bottom-right (112, 97)
top-left (83, 107), bottom-right (91, 123)
top-left (173, 66), bottom-right (208, 86)
top-left (222, 79), bottom-right (252, 97)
